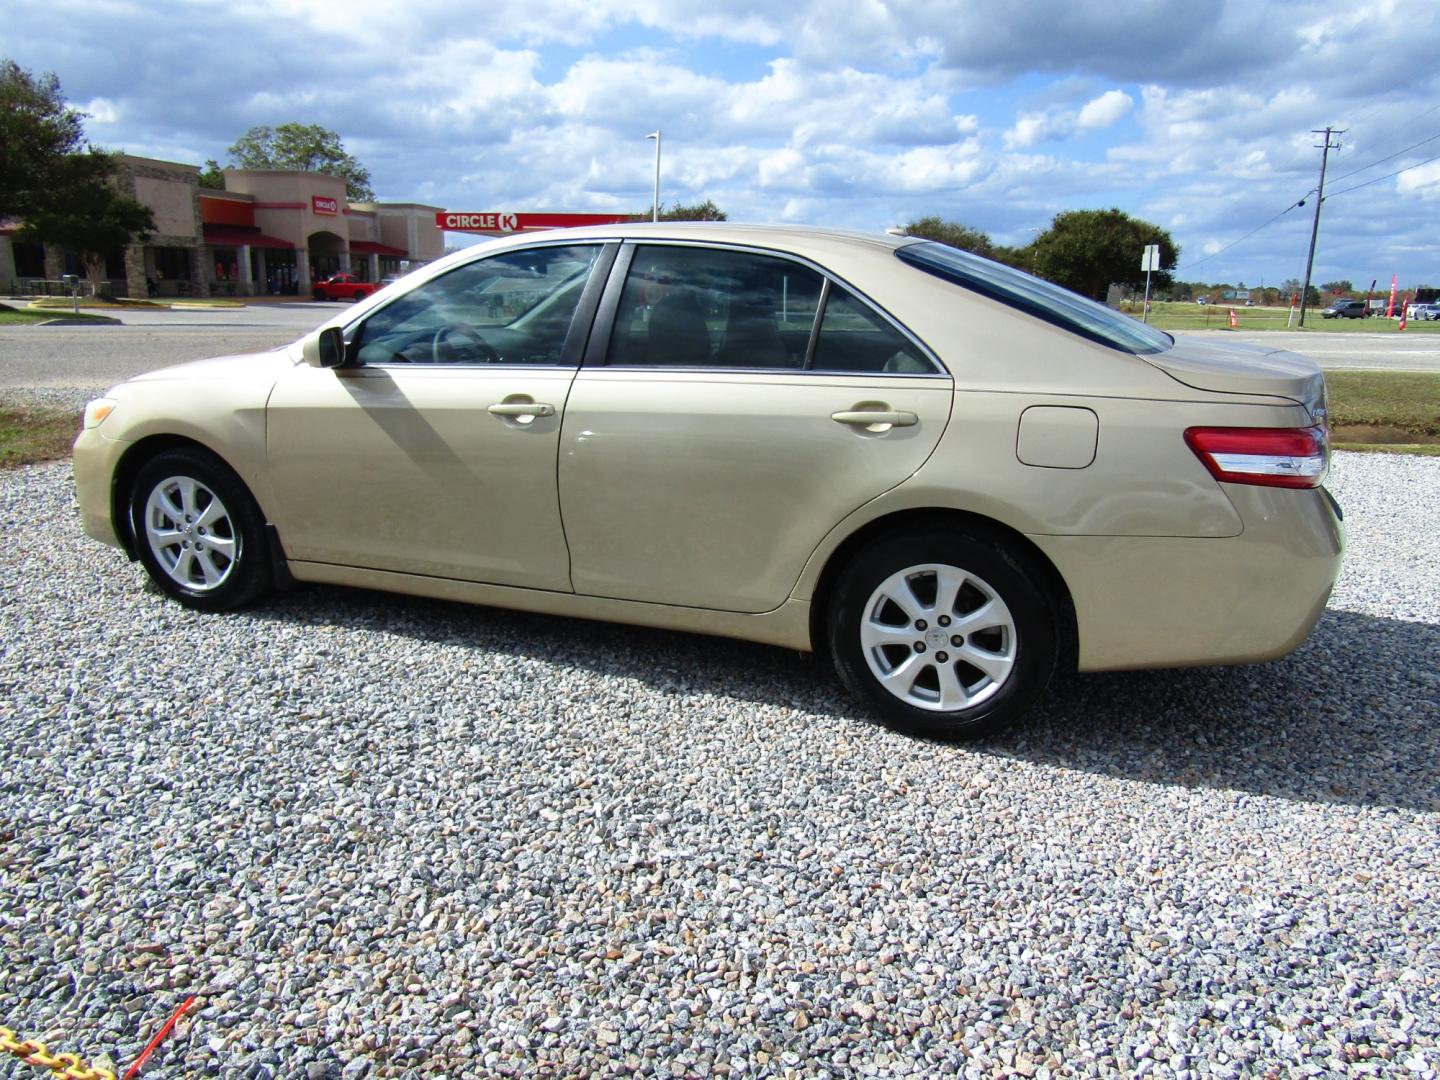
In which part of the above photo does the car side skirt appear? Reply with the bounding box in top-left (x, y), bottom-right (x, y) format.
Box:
top-left (287, 561), bottom-right (816, 652)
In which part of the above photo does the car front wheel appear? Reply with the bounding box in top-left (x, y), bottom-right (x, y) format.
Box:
top-left (829, 530), bottom-right (1058, 739)
top-left (131, 449), bottom-right (271, 612)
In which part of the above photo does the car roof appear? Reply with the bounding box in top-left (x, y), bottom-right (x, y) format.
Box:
top-left (456, 222), bottom-right (918, 263)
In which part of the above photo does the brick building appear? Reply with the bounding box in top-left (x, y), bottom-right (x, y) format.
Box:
top-left (0, 155), bottom-right (444, 298)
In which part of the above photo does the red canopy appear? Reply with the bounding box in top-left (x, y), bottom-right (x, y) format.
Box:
top-left (202, 224), bottom-right (293, 249)
top-left (349, 240), bottom-right (408, 257)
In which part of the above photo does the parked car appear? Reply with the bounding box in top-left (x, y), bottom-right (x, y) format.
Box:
top-left (312, 273), bottom-right (380, 302)
top-left (73, 225), bottom-right (1343, 739)
top-left (1320, 299), bottom-right (1367, 319)
top-left (1405, 303), bottom-right (1439, 321)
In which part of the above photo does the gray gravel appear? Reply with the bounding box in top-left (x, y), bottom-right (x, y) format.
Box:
top-left (1, 452), bottom-right (1437, 1079)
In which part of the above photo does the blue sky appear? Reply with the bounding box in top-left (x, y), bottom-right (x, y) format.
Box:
top-left (7, 0), bottom-right (1440, 289)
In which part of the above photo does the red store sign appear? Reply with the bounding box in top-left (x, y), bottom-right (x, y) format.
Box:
top-left (312, 196), bottom-right (339, 216)
top-left (437, 211), bottom-right (633, 234)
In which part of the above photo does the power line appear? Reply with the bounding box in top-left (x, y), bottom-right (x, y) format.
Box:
top-left (1176, 198), bottom-right (1308, 274)
top-left (1326, 123), bottom-right (1440, 185)
top-left (1325, 147), bottom-right (1440, 198)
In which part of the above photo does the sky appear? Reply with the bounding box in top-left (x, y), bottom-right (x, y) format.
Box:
top-left (6, 0), bottom-right (1440, 290)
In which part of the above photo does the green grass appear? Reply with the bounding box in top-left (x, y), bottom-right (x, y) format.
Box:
top-left (0, 302), bottom-right (115, 325)
top-left (0, 405), bottom-right (80, 468)
top-left (1132, 301), bottom-right (1440, 334)
top-left (1334, 443), bottom-right (1440, 457)
top-left (1326, 370), bottom-right (1440, 437)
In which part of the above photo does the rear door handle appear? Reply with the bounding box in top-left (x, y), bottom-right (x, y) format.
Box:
top-left (831, 409), bottom-right (918, 429)
top-left (488, 401), bottom-right (556, 418)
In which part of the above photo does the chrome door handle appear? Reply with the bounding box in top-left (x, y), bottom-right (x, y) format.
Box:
top-left (831, 409), bottom-right (918, 428)
top-left (488, 401), bottom-right (555, 418)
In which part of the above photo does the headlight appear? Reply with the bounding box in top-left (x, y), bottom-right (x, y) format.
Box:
top-left (83, 398), bottom-right (117, 429)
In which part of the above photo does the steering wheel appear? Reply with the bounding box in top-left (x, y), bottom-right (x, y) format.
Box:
top-left (430, 325), bottom-right (500, 364)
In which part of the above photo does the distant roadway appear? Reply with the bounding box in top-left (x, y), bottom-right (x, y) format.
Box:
top-left (0, 303), bottom-right (1436, 391)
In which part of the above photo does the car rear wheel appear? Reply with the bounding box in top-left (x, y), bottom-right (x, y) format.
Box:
top-left (829, 530), bottom-right (1057, 739)
top-left (131, 449), bottom-right (271, 612)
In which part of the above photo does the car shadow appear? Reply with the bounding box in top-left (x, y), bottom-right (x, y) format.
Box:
top-left (246, 590), bottom-right (1438, 814)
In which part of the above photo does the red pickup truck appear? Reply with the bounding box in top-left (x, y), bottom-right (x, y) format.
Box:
top-left (312, 274), bottom-right (379, 302)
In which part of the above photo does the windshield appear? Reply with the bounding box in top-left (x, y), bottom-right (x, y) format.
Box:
top-left (896, 241), bottom-right (1173, 355)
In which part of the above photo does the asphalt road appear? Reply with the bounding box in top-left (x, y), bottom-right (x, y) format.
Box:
top-left (1198, 328), bottom-right (1440, 372)
top-left (0, 303), bottom-right (343, 390)
top-left (0, 305), bottom-right (1436, 391)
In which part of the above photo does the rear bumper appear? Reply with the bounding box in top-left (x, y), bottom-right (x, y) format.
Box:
top-left (1034, 484), bottom-right (1344, 672)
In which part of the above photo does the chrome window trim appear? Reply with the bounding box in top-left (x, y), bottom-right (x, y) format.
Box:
top-left (586, 239), bottom-right (950, 377)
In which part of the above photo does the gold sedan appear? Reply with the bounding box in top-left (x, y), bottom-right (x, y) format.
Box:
top-left (74, 225), bottom-right (1343, 738)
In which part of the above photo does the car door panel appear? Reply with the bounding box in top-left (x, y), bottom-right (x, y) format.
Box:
top-left (559, 369), bottom-right (952, 612)
top-left (266, 364), bottom-right (577, 589)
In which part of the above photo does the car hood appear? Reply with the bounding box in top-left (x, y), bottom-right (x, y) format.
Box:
top-left (1142, 335), bottom-right (1325, 413)
top-left (122, 348), bottom-right (298, 386)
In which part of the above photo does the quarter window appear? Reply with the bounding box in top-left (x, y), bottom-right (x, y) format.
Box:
top-left (352, 244), bottom-right (601, 365)
top-left (812, 285), bottom-right (935, 374)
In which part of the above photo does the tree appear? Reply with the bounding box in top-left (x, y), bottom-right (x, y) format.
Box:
top-left (20, 155), bottom-right (154, 281)
top-left (2, 59), bottom-right (154, 280)
top-left (1321, 280), bottom-right (1353, 295)
top-left (902, 217), bottom-right (996, 258)
top-left (198, 159), bottom-right (225, 190)
top-left (1026, 208), bottom-right (1179, 300)
top-left (639, 199), bottom-right (727, 221)
top-left (0, 59), bottom-right (89, 219)
top-left (226, 123), bottom-right (374, 201)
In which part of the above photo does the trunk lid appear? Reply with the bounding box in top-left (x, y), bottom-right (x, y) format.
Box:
top-left (1142, 334), bottom-right (1326, 420)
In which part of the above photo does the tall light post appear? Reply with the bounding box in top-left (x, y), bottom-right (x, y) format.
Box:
top-left (646, 130), bottom-right (661, 222)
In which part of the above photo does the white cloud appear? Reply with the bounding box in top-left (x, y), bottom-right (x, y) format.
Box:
top-left (1396, 161), bottom-right (1440, 200)
top-left (1076, 89), bottom-right (1133, 131)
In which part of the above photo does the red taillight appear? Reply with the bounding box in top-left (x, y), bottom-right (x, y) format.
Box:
top-left (1184, 426), bottom-right (1328, 489)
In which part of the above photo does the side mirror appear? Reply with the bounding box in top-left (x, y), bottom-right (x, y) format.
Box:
top-left (301, 326), bottom-right (346, 368)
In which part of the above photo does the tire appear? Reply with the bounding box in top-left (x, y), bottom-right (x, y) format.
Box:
top-left (131, 448), bottom-right (271, 612)
top-left (828, 530), bottom-right (1058, 740)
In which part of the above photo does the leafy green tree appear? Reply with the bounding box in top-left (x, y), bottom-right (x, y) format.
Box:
top-left (1321, 280), bottom-right (1353, 295)
top-left (0, 59), bottom-right (91, 219)
top-left (1027, 208), bottom-right (1179, 300)
top-left (20, 155), bottom-right (154, 281)
top-left (2, 59), bottom-right (155, 280)
top-left (226, 123), bottom-right (374, 201)
top-left (639, 199), bottom-right (727, 221)
top-left (198, 158), bottom-right (225, 190)
top-left (902, 216), bottom-right (995, 258)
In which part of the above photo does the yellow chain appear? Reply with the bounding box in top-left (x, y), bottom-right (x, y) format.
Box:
top-left (0, 1025), bottom-right (117, 1080)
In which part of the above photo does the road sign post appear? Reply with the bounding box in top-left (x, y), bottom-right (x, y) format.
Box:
top-left (1140, 245), bottom-right (1160, 323)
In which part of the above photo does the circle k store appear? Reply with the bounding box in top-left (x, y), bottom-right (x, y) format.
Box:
top-left (0, 155), bottom-right (445, 299)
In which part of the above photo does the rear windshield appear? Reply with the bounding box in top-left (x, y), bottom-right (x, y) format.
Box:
top-left (896, 240), bottom-right (1173, 355)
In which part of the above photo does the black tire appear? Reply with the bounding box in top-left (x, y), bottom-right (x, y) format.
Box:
top-left (828, 529), bottom-right (1058, 740)
top-left (130, 448), bottom-right (271, 612)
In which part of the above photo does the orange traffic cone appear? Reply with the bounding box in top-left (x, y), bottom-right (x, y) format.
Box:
top-left (1228, 308), bottom-right (1238, 329)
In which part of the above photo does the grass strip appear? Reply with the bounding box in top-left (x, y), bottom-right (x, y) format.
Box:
top-left (0, 302), bottom-right (115, 326)
top-left (0, 405), bottom-right (81, 468)
top-left (1326, 370), bottom-right (1440, 437)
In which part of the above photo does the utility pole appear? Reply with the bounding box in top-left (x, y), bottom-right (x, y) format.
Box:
top-left (1298, 127), bottom-right (1343, 327)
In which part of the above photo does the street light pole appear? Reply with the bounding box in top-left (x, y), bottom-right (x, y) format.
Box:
top-left (647, 131), bottom-right (661, 222)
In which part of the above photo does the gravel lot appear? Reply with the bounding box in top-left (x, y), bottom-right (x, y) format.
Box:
top-left (1, 449), bottom-right (1437, 1079)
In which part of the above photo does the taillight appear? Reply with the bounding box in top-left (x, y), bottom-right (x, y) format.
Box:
top-left (1184, 426), bottom-right (1328, 489)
